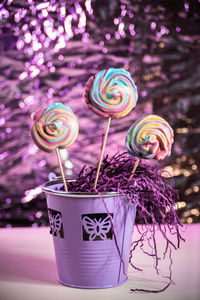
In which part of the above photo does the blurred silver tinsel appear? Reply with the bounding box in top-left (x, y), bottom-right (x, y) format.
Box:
top-left (0, 0), bottom-right (200, 226)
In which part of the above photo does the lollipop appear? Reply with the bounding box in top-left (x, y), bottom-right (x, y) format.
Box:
top-left (85, 67), bottom-right (138, 188)
top-left (85, 67), bottom-right (138, 118)
top-left (31, 102), bottom-right (79, 191)
top-left (126, 115), bottom-right (174, 178)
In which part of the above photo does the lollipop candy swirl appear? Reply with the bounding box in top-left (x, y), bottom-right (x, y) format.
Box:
top-left (31, 102), bottom-right (79, 153)
top-left (85, 68), bottom-right (138, 118)
top-left (126, 115), bottom-right (174, 160)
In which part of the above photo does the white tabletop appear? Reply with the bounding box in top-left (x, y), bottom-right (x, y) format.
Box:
top-left (0, 224), bottom-right (200, 300)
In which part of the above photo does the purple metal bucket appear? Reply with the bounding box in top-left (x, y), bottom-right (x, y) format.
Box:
top-left (43, 179), bottom-right (137, 289)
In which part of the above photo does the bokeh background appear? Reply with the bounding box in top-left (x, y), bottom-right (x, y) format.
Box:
top-left (0, 0), bottom-right (200, 227)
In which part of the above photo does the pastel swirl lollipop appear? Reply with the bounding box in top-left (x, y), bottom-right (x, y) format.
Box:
top-left (31, 102), bottom-right (79, 153)
top-left (31, 102), bottom-right (79, 191)
top-left (85, 68), bottom-right (138, 188)
top-left (126, 115), bottom-right (174, 178)
top-left (85, 67), bottom-right (138, 118)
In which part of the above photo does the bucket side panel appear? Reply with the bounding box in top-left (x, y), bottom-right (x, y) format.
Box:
top-left (45, 192), bottom-right (136, 288)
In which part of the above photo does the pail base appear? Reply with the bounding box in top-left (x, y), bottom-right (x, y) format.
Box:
top-left (57, 277), bottom-right (128, 289)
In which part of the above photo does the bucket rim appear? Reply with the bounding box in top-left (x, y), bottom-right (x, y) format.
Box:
top-left (42, 179), bottom-right (120, 198)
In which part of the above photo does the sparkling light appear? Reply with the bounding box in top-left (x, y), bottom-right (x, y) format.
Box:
top-left (85, 0), bottom-right (93, 15)
top-left (36, 2), bottom-right (49, 10)
top-left (193, 186), bottom-right (199, 192)
top-left (60, 6), bottom-right (66, 18)
top-left (24, 95), bottom-right (35, 105)
top-left (105, 33), bottom-right (111, 40)
top-left (14, 9), bottom-right (27, 22)
top-left (191, 209), bottom-right (199, 216)
top-left (78, 11), bottom-right (86, 30)
top-left (21, 186), bottom-right (42, 203)
top-left (50, 66), bottom-right (55, 72)
top-left (65, 160), bottom-right (73, 169)
top-left (64, 15), bottom-right (73, 38)
top-left (118, 22), bottom-right (125, 36)
top-left (0, 151), bottom-right (9, 160)
top-left (41, 9), bottom-right (48, 18)
top-left (187, 217), bottom-right (193, 224)
top-left (184, 2), bottom-right (189, 12)
top-left (172, 201), bottom-right (187, 210)
top-left (55, 36), bottom-right (66, 51)
top-left (176, 128), bottom-right (188, 133)
top-left (114, 18), bottom-right (119, 25)
top-left (6, 198), bottom-right (11, 204)
top-left (27, 144), bottom-right (38, 155)
top-left (24, 32), bottom-right (32, 43)
top-left (151, 22), bottom-right (156, 30)
top-left (16, 39), bottom-right (24, 50)
top-left (0, 117), bottom-right (5, 126)
top-left (191, 164), bottom-right (198, 170)
top-left (35, 211), bottom-right (43, 218)
top-left (30, 67), bottom-right (40, 78)
top-left (0, 8), bottom-right (9, 19)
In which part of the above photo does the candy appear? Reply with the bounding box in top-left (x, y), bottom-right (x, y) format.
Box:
top-left (85, 68), bottom-right (138, 118)
top-left (31, 102), bottom-right (79, 153)
top-left (126, 115), bottom-right (174, 160)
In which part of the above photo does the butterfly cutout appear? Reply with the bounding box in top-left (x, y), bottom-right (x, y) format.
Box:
top-left (48, 210), bottom-right (62, 237)
top-left (82, 215), bottom-right (112, 241)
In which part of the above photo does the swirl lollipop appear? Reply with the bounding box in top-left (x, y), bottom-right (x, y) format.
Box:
top-left (126, 115), bottom-right (174, 178)
top-left (85, 67), bottom-right (138, 188)
top-left (31, 102), bottom-right (79, 191)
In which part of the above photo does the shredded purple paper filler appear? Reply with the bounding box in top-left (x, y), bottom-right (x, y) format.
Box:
top-left (62, 152), bottom-right (185, 293)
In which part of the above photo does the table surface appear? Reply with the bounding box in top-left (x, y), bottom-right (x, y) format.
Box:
top-left (0, 224), bottom-right (199, 300)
